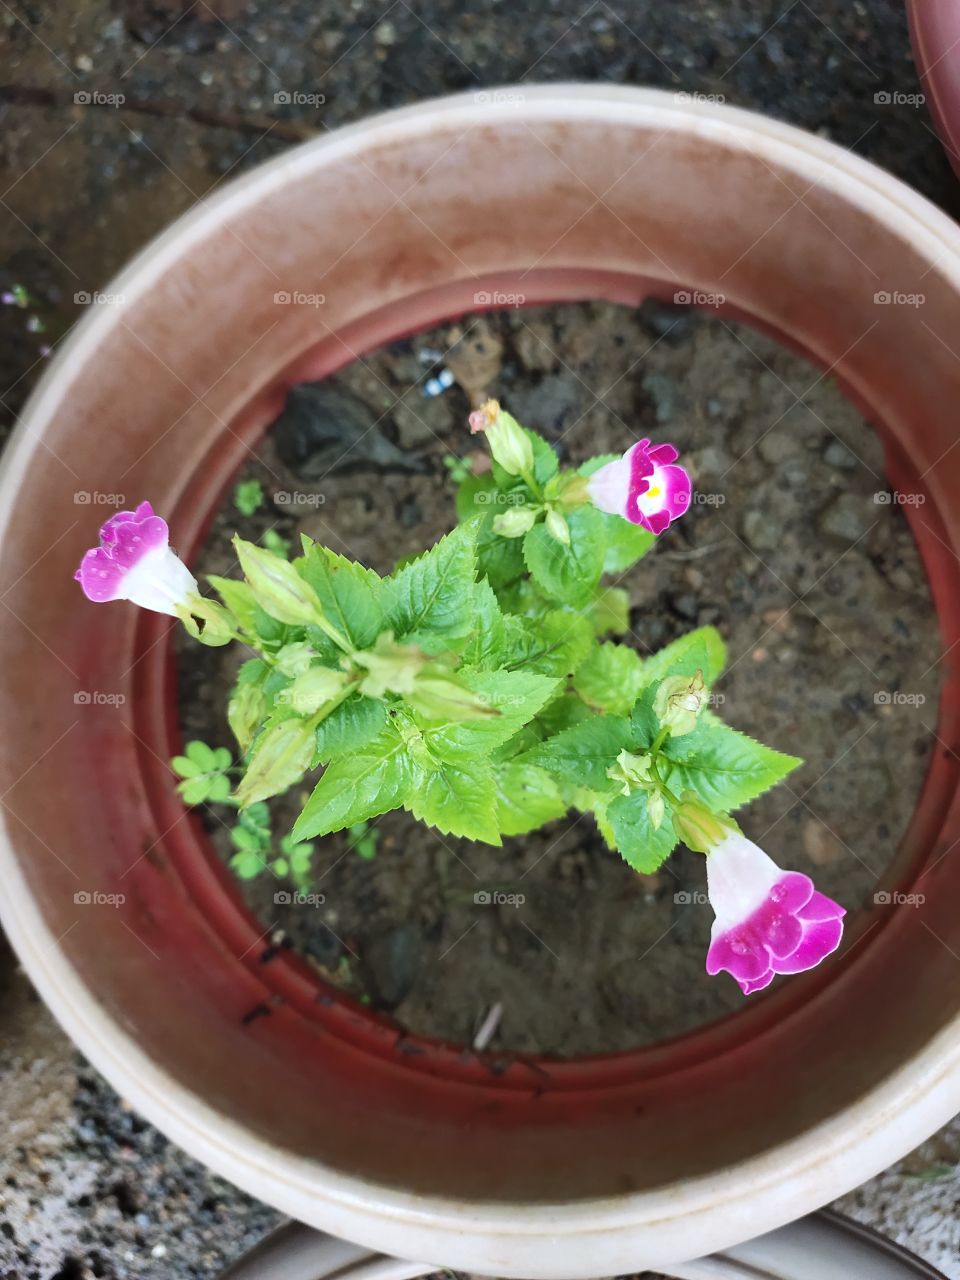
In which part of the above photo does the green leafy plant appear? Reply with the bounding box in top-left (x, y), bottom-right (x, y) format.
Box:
top-left (348, 820), bottom-right (380, 860)
top-left (76, 402), bottom-right (846, 995)
top-left (233, 478), bottom-right (265, 517)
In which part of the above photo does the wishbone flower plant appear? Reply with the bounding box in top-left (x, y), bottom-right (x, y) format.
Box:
top-left (75, 399), bottom-right (845, 994)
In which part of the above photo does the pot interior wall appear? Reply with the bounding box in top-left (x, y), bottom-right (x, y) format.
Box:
top-left (2, 93), bottom-right (960, 1211)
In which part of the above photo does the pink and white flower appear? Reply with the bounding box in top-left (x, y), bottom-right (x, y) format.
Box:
top-left (75, 501), bottom-right (197, 617)
top-left (705, 832), bottom-right (845, 994)
top-left (587, 438), bottom-right (691, 533)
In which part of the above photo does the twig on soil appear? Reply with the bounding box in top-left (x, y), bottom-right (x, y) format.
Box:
top-left (0, 84), bottom-right (318, 143)
top-left (472, 1002), bottom-right (503, 1052)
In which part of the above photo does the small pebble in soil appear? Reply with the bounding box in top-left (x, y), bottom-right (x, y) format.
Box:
top-left (363, 925), bottom-right (423, 1009)
top-left (272, 382), bottom-right (426, 479)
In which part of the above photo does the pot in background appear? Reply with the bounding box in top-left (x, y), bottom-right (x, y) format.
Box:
top-left (1, 87), bottom-right (960, 1277)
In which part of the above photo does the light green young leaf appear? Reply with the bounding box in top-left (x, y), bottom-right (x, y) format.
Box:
top-left (235, 715), bottom-right (317, 808)
top-left (406, 758), bottom-right (501, 844)
top-left (521, 716), bottom-right (635, 791)
top-left (293, 729), bottom-right (415, 840)
top-left (384, 522), bottom-right (479, 648)
top-left (573, 642), bottom-right (645, 715)
top-left (228, 660), bottom-right (270, 753)
top-left (661, 717), bottom-right (802, 812)
top-left (607, 788), bottom-right (679, 872)
top-left (296, 544), bottom-right (385, 649)
top-left (523, 505), bottom-right (606, 606)
top-left (495, 761), bottom-right (568, 836)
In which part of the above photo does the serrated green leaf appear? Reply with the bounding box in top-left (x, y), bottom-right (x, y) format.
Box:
top-left (459, 580), bottom-right (524, 669)
top-left (455, 472), bottom-right (498, 520)
top-left (495, 761), bottom-right (568, 836)
top-left (384, 522), bottom-right (478, 648)
top-left (504, 609), bottom-right (594, 678)
top-left (523, 505), bottom-right (606, 606)
top-left (661, 717), bottom-right (802, 812)
top-left (585, 586), bottom-right (631, 637)
top-left (421, 669), bottom-right (558, 764)
top-left (640, 626), bottom-right (727, 688)
top-left (313, 694), bottom-right (388, 764)
top-left (296, 545), bottom-right (385, 649)
top-left (573, 642), bottom-right (645, 715)
top-left (521, 716), bottom-right (635, 790)
top-left (406, 758), bottom-right (501, 844)
top-left (607, 789), bottom-right (679, 872)
top-left (293, 729), bottom-right (415, 840)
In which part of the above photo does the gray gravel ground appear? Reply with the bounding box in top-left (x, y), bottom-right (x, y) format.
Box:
top-left (1, 1), bottom-right (959, 1277)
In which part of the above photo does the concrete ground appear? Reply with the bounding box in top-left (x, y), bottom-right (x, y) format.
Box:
top-left (1, 0), bottom-right (959, 1276)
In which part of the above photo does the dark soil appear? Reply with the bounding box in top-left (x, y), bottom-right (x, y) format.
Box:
top-left (177, 298), bottom-right (941, 1056)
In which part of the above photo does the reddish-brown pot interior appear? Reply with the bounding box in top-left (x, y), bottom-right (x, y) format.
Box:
top-left (2, 90), bottom-right (960, 1266)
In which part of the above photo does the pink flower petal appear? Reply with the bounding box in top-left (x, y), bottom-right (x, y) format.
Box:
top-left (703, 834), bottom-right (846, 995)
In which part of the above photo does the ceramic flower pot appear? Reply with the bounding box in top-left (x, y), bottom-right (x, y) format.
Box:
top-left (1, 86), bottom-right (960, 1278)
top-left (907, 0), bottom-right (960, 178)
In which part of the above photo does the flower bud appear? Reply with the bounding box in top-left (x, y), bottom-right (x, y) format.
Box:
top-left (232, 536), bottom-right (324, 627)
top-left (545, 508), bottom-right (570, 545)
top-left (492, 505), bottom-right (537, 538)
top-left (672, 796), bottom-right (733, 854)
top-left (468, 399), bottom-right (534, 478)
top-left (606, 749), bottom-right (653, 796)
top-left (653, 669), bottom-right (707, 737)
